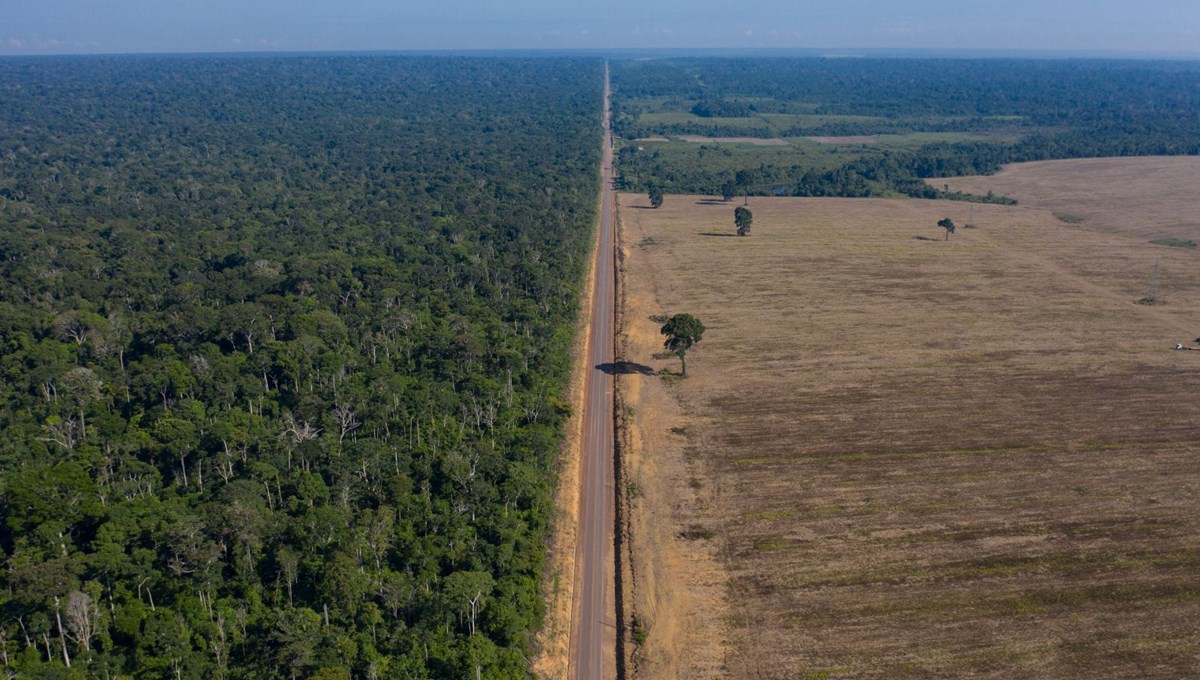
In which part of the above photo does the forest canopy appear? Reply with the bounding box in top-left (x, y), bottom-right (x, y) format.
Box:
top-left (612, 58), bottom-right (1200, 198)
top-left (0, 55), bottom-right (602, 678)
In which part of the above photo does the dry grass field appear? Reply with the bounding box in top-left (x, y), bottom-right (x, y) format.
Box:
top-left (616, 164), bottom-right (1200, 679)
top-left (938, 156), bottom-right (1200, 241)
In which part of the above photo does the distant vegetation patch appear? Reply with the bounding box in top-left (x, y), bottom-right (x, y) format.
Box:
top-left (680, 524), bottom-right (717, 540)
top-left (1054, 212), bottom-right (1088, 224)
top-left (1150, 238), bottom-right (1197, 249)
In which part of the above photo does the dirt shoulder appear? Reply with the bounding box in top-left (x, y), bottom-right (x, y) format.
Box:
top-left (532, 199), bottom-right (598, 680)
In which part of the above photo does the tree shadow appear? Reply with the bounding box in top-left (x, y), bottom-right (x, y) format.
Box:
top-left (699, 232), bottom-right (739, 237)
top-left (629, 205), bottom-right (657, 210)
top-left (596, 361), bottom-right (656, 376)
top-left (913, 235), bottom-right (937, 241)
top-left (695, 199), bottom-right (729, 205)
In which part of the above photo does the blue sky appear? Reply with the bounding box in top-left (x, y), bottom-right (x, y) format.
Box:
top-left (3, 0), bottom-right (1199, 56)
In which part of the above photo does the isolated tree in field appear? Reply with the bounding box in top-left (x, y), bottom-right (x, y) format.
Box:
top-left (648, 185), bottom-right (664, 209)
top-left (660, 313), bottom-right (705, 377)
top-left (720, 178), bottom-right (738, 202)
top-left (735, 168), bottom-right (756, 204)
top-left (734, 206), bottom-right (753, 236)
top-left (938, 217), bottom-right (956, 241)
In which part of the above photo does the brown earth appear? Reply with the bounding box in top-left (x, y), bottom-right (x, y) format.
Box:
top-left (616, 179), bottom-right (1200, 679)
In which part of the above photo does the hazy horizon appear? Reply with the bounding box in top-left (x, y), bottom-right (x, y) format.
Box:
top-left (4, 0), bottom-right (1200, 58)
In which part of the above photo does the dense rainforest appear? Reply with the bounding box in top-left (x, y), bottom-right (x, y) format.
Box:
top-left (611, 58), bottom-right (1200, 198)
top-left (0, 55), bottom-right (602, 678)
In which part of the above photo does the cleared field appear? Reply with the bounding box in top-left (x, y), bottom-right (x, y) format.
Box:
top-left (617, 179), bottom-right (1200, 678)
top-left (808, 135), bottom-right (878, 144)
top-left (678, 135), bottom-right (790, 146)
top-left (939, 156), bottom-right (1200, 241)
top-left (638, 112), bottom-right (773, 132)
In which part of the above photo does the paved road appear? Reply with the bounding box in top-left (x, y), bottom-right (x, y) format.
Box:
top-left (569, 63), bottom-right (616, 680)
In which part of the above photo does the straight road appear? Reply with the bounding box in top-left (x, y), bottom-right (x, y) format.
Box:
top-left (568, 63), bottom-right (617, 680)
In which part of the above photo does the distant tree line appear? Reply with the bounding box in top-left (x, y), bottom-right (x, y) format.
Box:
top-left (612, 58), bottom-right (1200, 199)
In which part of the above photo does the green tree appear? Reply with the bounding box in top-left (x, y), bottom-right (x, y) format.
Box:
top-left (647, 185), bottom-right (664, 209)
top-left (660, 313), bottom-right (705, 377)
top-left (443, 571), bottom-right (495, 637)
top-left (938, 217), bottom-right (957, 240)
top-left (734, 206), bottom-right (753, 237)
top-left (720, 178), bottom-right (737, 202)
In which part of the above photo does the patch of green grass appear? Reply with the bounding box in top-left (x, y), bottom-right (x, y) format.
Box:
top-left (745, 509), bottom-right (799, 521)
top-left (1054, 212), bottom-right (1087, 224)
top-left (869, 131), bottom-right (1023, 148)
top-left (630, 614), bottom-right (647, 646)
top-left (755, 538), bottom-right (787, 551)
top-left (640, 112), bottom-right (771, 131)
top-left (732, 457), bottom-right (773, 466)
top-left (1150, 238), bottom-right (1197, 249)
top-left (804, 505), bottom-right (846, 517)
top-left (660, 371), bottom-right (684, 384)
top-left (637, 236), bottom-right (657, 248)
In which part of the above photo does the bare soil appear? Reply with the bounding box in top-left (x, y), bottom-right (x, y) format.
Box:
top-left (937, 156), bottom-right (1200, 241)
top-left (617, 175), bottom-right (1200, 679)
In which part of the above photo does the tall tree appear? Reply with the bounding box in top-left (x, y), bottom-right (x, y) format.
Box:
top-left (938, 217), bottom-right (957, 241)
top-left (648, 185), bottom-right (664, 209)
top-left (660, 313), bottom-right (705, 377)
top-left (720, 178), bottom-right (738, 202)
top-left (734, 206), bottom-right (753, 236)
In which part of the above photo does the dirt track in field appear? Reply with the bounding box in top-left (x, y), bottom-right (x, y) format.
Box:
top-left (617, 175), bottom-right (1200, 679)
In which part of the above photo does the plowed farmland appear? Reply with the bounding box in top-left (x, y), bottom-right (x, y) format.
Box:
top-left (617, 171), bottom-right (1200, 678)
